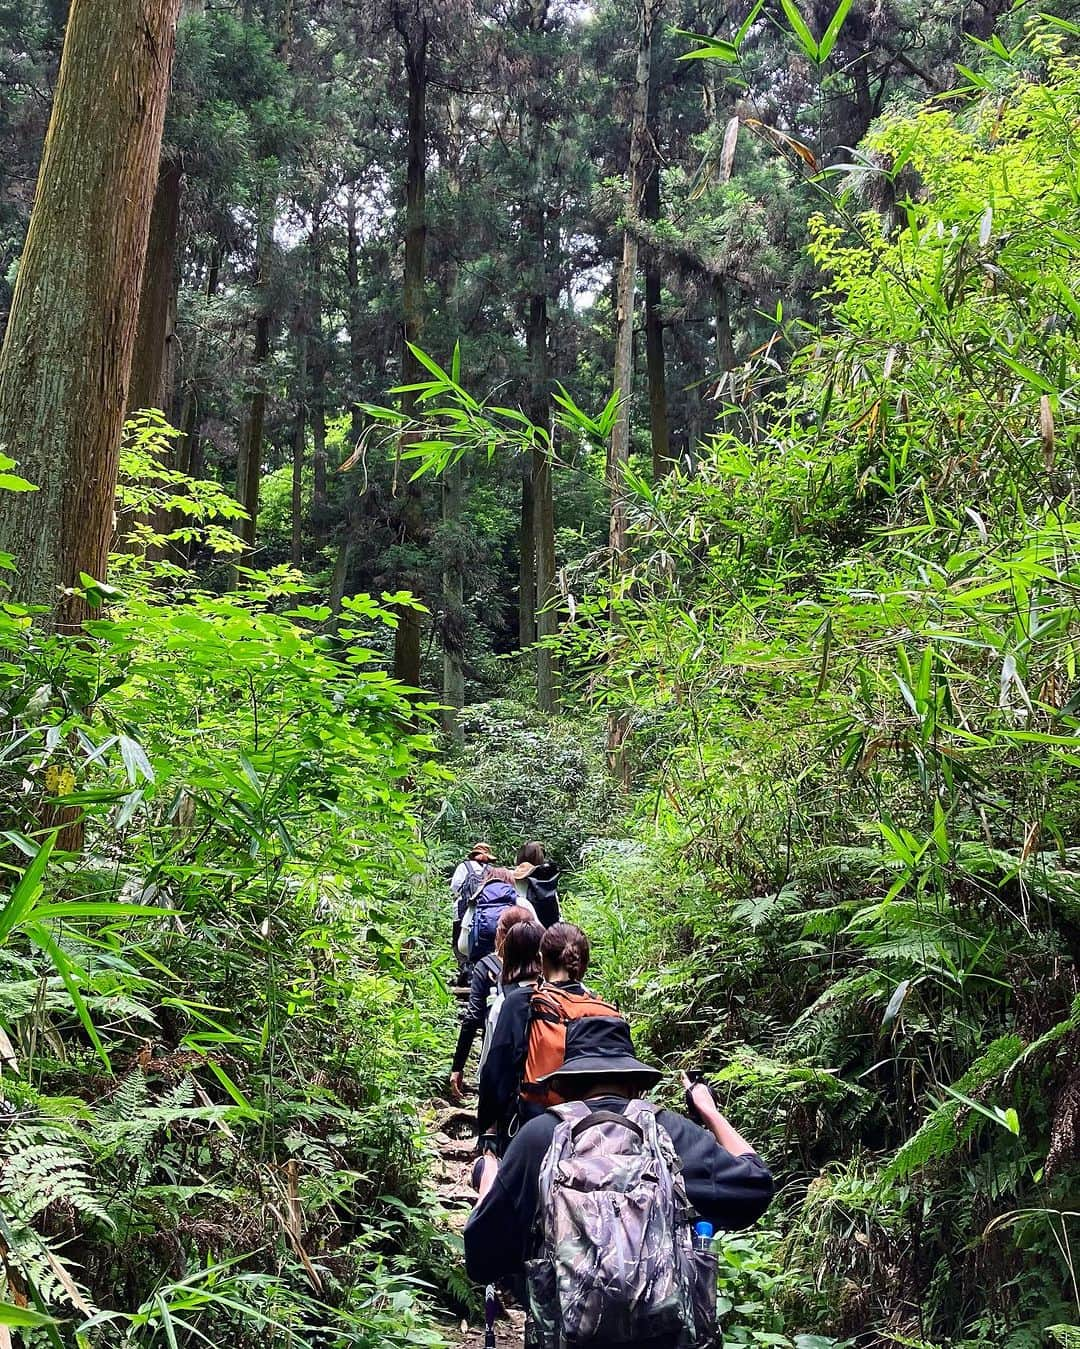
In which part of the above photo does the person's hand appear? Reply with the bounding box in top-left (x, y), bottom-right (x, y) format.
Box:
top-left (680, 1071), bottom-right (718, 1124)
top-left (448, 1070), bottom-right (465, 1102)
top-left (477, 1152), bottom-right (499, 1199)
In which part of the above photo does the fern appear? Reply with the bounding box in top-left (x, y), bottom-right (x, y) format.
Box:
top-left (885, 1034), bottom-right (1025, 1180)
top-left (0, 1123), bottom-right (110, 1228)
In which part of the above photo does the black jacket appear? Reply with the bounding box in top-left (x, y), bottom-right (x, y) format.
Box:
top-left (451, 953), bottom-right (500, 1075)
top-left (464, 1094), bottom-right (774, 1285)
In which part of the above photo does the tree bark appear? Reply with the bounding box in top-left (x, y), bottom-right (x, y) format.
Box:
top-left (391, 4), bottom-right (429, 692)
top-left (519, 460), bottom-right (536, 648)
top-left (524, 0), bottom-right (559, 713)
top-left (235, 205), bottom-right (273, 553)
top-left (310, 208), bottom-right (328, 550)
top-left (345, 188), bottom-right (365, 455)
top-left (0, 0), bottom-right (183, 629)
top-left (442, 457), bottom-right (466, 740)
top-left (609, 0), bottom-right (661, 563)
top-left (607, 0), bottom-right (660, 780)
top-left (127, 153), bottom-right (183, 416)
top-left (643, 161), bottom-right (671, 480)
top-left (442, 94), bottom-right (466, 741)
top-left (290, 303), bottom-right (308, 570)
top-left (715, 278), bottom-right (736, 376)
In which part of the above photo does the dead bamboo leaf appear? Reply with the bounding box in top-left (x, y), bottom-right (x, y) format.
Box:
top-left (43, 1250), bottom-right (93, 1316)
top-left (1020, 820), bottom-right (1041, 861)
top-left (1040, 394), bottom-right (1055, 470)
top-left (0, 1027), bottom-right (18, 1075)
top-left (744, 118), bottom-right (818, 170)
top-left (718, 115), bottom-right (740, 183)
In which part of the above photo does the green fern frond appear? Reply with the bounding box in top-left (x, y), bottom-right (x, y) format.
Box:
top-left (885, 1034), bottom-right (1024, 1181)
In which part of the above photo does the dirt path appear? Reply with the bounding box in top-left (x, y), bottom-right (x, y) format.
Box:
top-left (428, 1098), bottom-right (526, 1349)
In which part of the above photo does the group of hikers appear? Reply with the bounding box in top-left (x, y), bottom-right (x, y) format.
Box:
top-left (446, 840), bottom-right (775, 1349)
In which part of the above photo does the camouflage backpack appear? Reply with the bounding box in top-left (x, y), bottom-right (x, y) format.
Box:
top-left (524, 1099), bottom-right (717, 1349)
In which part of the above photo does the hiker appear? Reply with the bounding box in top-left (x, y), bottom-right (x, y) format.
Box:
top-left (465, 1022), bottom-right (774, 1348)
top-left (451, 842), bottom-right (495, 973)
top-left (476, 922), bottom-right (613, 1154)
top-left (477, 918), bottom-right (544, 1075)
top-left (513, 841), bottom-right (561, 928)
top-left (448, 906), bottom-right (536, 1103)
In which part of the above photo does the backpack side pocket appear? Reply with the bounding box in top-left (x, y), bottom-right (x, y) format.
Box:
top-left (690, 1247), bottom-right (719, 1347)
top-left (524, 1257), bottom-right (558, 1349)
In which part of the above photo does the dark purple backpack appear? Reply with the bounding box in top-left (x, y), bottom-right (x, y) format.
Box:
top-left (467, 875), bottom-right (518, 961)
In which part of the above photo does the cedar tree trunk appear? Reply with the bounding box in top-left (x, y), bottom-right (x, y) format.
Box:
top-left (391, 4), bottom-right (429, 692)
top-left (0, 0), bottom-right (182, 629)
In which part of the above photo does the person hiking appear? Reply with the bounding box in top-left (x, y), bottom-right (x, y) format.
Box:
top-left (477, 922), bottom-right (611, 1154)
top-left (477, 917), bottom-right (543, 1077)
top-left (448, 906), bottom-right (535, 1103)
top-left (451, 843), bottom-right (495, 979)
top-left (465, 1022), bottom-right (774, 1349)
top-left (513, 841), bottom-right (561, 928)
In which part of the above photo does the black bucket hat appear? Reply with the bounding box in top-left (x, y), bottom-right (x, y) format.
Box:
top-left (535, 1017), bottom-right (663, 1089)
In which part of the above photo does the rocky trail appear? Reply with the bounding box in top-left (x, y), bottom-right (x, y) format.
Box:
top-left (427, 1097), bottom-right (527, 1349)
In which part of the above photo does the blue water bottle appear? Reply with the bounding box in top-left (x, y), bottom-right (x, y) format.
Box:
top-left (693, 1220), bottom-right (715, 1252)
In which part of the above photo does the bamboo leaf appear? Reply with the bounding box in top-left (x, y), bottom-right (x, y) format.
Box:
top-left (817, 0), bottom-right (854, 62)
top-left (0, 831), bottom-right (56, 945)
top-left (780, 0), bottom-right (819, 61)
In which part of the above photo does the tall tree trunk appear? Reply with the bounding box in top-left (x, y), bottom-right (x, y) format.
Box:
top-left (290, 300), bottom-right (308, 570)
top-left (310, 208), bottom-right (328, 550)
top-left (441, 95), bottom-right (466, 741)
top-left (643, 161), bottom-right (671, 479)
top-left (0, 0), bottom-right (182, 630)
top-left (519, 460), bottom-right (536, 648)
top-left (607, 0), bottom-right (660, 778)
top-left (524, 0), bottom-right (559, 713)
top-left (235, 206), bottom-right (273, 552)
top-left (391, 4), bottom-right (429, 692)
top-left (715, 278), bottom-right (736, 376)
top-left (127, 153), bottom-right (183, 415)
top-left (345, 188), bottom-right (364, 454)
top-left (609, 0), bottom-right (661, 563)
top-left (174, 249), bottom-right (217, 566)
top-left (442, 457), bottom-right (466, 740)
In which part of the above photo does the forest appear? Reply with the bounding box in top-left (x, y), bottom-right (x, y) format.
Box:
top-left (0, 0), bottom-right (1078, 1345)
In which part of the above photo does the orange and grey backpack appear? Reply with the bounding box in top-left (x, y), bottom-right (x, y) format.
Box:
top-left (520, 982), bottom-right (625, 1111)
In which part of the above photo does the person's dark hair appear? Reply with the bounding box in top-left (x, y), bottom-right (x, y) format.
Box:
top-left (516, 841), bottom-right (546, 867)
top-left (540, 922), bottom-right (590, 982)
top-left (501, 920), bottom-right (543, 984)
top-left (485, 864), bottom-right (518, 885)
top-left (495, 904), bottom-right (534, 947)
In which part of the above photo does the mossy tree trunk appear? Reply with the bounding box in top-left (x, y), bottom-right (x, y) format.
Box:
top-left (0, 0), bottom-right (183, 629)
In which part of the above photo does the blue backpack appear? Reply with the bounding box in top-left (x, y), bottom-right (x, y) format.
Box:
top-left (468, 874), bottom-right (518, 961)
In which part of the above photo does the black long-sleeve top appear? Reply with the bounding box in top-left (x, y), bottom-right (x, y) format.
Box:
top-left (464, 1095), bottom-right (774, 1285)
top-left (450, 953), bottom-right (500, 1075)
top-left (476, 978), bottom-right (588, 1143)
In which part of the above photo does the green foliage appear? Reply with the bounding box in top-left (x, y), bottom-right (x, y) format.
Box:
top-left (428, 699), bottom-right (615, 868)
top-left (561, 40), bottom-right (1080, 1348)
top-left (0, 435), bottom-right (460, 1343)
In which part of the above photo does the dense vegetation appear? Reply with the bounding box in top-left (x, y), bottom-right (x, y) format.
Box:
top-left (0, 1), bottom-right (1078, 1347)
